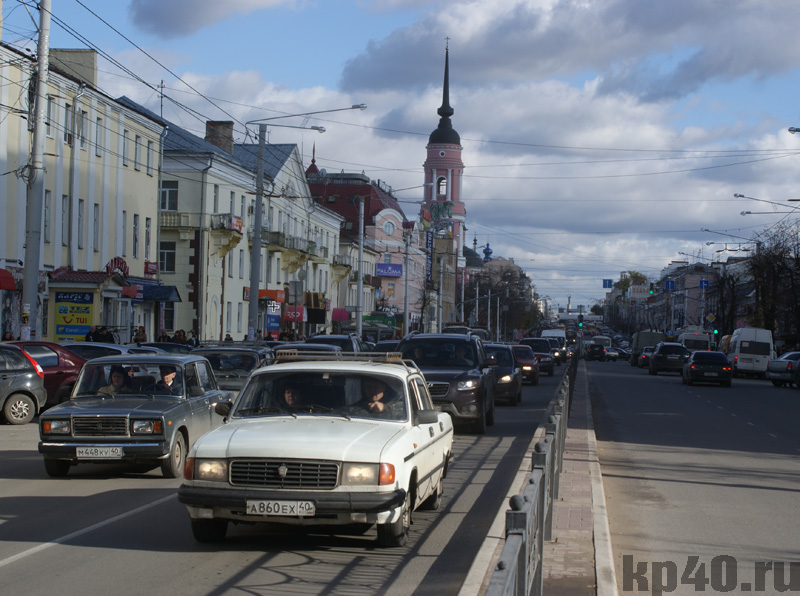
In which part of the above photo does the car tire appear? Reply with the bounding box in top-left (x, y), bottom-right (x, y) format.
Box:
top-left (532, 372), bottom-right (539, 386)
top-left (682, 375), bottom-right (687, 385)
top-left (44, 459), bottom-right (71, 477)
top-left (3, 393), bottom-right (36, 425)
top-left (377, 490), bottom-right (410, 547)
top-left (161, 432), bottom-right (186, 478)
top-left (419, 475), bottom-right (443, 511)
top-left (486, 393), bottom-right (495, 427)
top-left (191, 519), bottom-right (228, 543)
top-left (648, 367), bottom-right (656, 376)
top-left (771, 380), bottom-right (783, 387)
top-left (517, 386), bottom-right (522, 403)
top-left (472, 407), bottom-right (487, 435)
top-left (686, 376), bottom-right (693, 386)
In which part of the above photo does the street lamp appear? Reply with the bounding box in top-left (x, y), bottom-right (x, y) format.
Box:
top-left (244, 104), bottom-right (366, 341)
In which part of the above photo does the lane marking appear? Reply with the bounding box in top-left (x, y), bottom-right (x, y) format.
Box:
top-left (0, 494), bottom-right (175, 569)
top-left (768, 433), bottom-right (778, 438)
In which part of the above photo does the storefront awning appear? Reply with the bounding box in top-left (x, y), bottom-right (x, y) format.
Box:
top-left (0, 268), bottom-right (15, 290)
top-left (142, 284), bottom-right (182, 302)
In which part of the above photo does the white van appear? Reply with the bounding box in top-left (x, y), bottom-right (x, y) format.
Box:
top-left (677, 331), bottom-right (711, 353)
top-left (727, 327), bottom-right (774, 377)
top-left (592, 335), bottom-right (612, 348)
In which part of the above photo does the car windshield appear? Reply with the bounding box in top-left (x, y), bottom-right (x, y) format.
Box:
top-left (512, 346), bottom-right (534, 359)
top-left (233, 371), bottom-right (408, 421)
top-left (485, 347), bottom-right (512, 366)
top-left (684, 338), bottom-right (709, 350)
top-left (401, 340), bottom-right (475, 368)
top-left (73, 362), bottom-right (185, 398)
top-left (692, 352), bottom-right (728, 363)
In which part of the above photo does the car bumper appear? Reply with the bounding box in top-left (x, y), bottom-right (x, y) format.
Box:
top-left (178, 484), bottom-right (406, 523)
top-left (766, 371), bottom-right (793, 381)
top-left (38, 440), bottom-right (170, 462)
top-left (520, 369), bottom-right (537, 382)
top-left (493, 383), bottom-right (518, 400)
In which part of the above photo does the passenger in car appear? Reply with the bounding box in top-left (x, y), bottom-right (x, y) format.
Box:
top-left (99, 365), bottom-right (130, 395)
top-left (282, 385), bottom-right (304, 407)
top-left (357, 377), bottom-right (406, 419)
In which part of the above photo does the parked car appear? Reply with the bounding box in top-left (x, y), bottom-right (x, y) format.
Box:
top-left (638, 346), bottom-right (656, 368)
top-left (136, 342), bottom-right (194, 354)
top-left (766, 351), bottom-right (800, 387)
top-left (38, 355), bottom-right (232, 477)
top-left (682, 351), bottom-right (732, 387)
top-left (0, 344), bottom-right (47, 424)
top-left (586, 344), bottom-right (606, 362)
top-left (396, 333), bottom-right (497, 433)
top-left (305, 333), bottom-right (367, 353)
top-left (484, 343), bottom-right (523, 405)
top-left (11, 340), bottom-right (86, 408)
top-left (648, 342), bottom-right (690, 375)
top-left (511, 344), bottom-right (540, 385)
top-left (177, 353), bottom-right (454, 547)
top-left (61, 342), bottom-right (166, 360)
top-left (191, 345), bottom-right (274, 394)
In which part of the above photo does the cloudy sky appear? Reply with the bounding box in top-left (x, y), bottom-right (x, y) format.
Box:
top-left (6, 0), bottom-right (800, 312)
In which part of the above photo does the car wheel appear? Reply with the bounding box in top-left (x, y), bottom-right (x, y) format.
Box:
top-left (517, 386), bottom-right (522, 403)
top-left (486, 392), bottom-right (495, 426)
top-left (191, 519), bottom-right (228, 543)
top-left (3, 393), bottom-right (36, 425)
top-left (377, 489), bottom-right (410, 547)
top-left (532, 372), bottom-right (539, 386)
top-left (648, 367), bottom-right (656, 376)
top-left (682, 375), bottom-right (687, 385)
top-left (771, 381), bottom-right (783, 387)
top-left (419, 475), bottom-right (443, 511)
top-left (686, 376), bottom-right (693, 386)
top-left (161, 432), bottom-right (186, 478)
top-left (44, 459), bottom-right (71, 477)
top-left (472, 407), bottom-right (487, 435)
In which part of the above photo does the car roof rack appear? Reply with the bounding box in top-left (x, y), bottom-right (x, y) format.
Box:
top-left (272, 350), bottom-right (420, 372)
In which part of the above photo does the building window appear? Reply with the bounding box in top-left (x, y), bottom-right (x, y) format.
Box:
top-left (43, 190), bottom-right (51, 243)
top-left (213, 184), bottom-right (219, 213)
top-left (384, 252), bottom-right (392, 264)
top-left (275, 257), bottom-right (281, 284)
top-left (226, 302), bottom-right (232, 333)
top-left (93, 203), bottom-right (99, 252)
top-left (159, 241), bottom-right (176, 273)
top-left (133, 214), bottom-right (139, 258)
top-left (134, 135), bottom-right (142, 170)
top-left (145, 217), bottom-right (152, 260)
top-left (146, 140), bottom-right (154, 175)
top-left (239, 249), bottom-right (244, 278)
top-left (240, 195), bottom-right (245, 220)
top-left (227, 251), bottom-right (233, 277)
top-left (122, 130), bottom-right (130, 165)
top-left (77, 199), bottom-right (84, 249)
top-left (64, 103), bottom-right (73, 145)
top-left (237, 302), bottom-right (243, 334)
top-left (162, 302), bottom-right (175, 331)
top-left (383, 221), bottom-right (395, 236)
top-left (79, 110), bottom-right (88, 149)
top-left (95, 117), bottom-right (103, 157)
top-left (122, 210), bottom-right (127, 255)
top-left (160, 180), bottom-right (178, 211)
top-left (46, 97), bottom-right (54, 138)
top-left (229, 191), bottom-right (235, 214)
top-left (437, 176), bottom-right (447, 196)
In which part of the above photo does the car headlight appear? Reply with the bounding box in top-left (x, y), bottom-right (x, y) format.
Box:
top-left (522, 366), bottom-right (532, 371)
top-left (42, 419), bottom-right (71, 434)
top-left (342, 463), bottom-right (395, 486)
top-left (192, 459), bottom-right (228, 481)
top-left (457, 379), bottom-right (479, 391)
top-left (131, 420), bottom-right (163, 434)
top-left (499, 374), bottom-right (513, 383)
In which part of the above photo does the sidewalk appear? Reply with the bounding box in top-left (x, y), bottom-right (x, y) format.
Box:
top-left (543, 359), bottom-right (618, 596)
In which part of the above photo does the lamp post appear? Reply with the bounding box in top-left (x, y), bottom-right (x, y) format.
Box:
top-left (245, 104), bottom-right (366, 341)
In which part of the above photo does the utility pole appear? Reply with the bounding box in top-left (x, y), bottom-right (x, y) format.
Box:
top-left (247, 124), bottom-right (266, 341)
top-left (403, 226), bottom-right (410, 335)
top-left (22, 0), bottom-right (51, 340)
top-left (356, 195), bottom-right (364, 339)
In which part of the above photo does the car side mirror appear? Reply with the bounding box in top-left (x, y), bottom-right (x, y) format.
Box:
top-left (215, 400), bottom-right (232, 417)
top-left (416, 409), bottom-right (439, 425)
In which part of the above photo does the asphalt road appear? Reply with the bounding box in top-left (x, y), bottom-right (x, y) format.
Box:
top-left (589, 360), bottom-right (800, 596)
top-left (0, 369), bottom-right (562, 596)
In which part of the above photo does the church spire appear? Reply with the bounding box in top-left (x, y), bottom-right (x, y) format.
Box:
top-left (429, 41), bottom-right (460, 145)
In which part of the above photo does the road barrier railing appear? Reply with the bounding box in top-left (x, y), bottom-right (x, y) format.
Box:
top-left (486, 356), bottom-right (576, 596)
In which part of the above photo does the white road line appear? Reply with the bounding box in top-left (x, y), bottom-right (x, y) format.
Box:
top-left (747, 422), bottom-right (755, 426)
top-left (768, 433), bottom-right (778, 438)
top-left (730, 413), bottom-right (737, 417)
top-left (0, 494), bottom-right (175, 569)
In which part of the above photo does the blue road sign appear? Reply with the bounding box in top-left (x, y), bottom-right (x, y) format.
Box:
top-left (603, 279), bottom-right (613, 288)
top-left (665, 280), bottom-right (675, 290)
top-left (700, 279), bottom-right (709, 289)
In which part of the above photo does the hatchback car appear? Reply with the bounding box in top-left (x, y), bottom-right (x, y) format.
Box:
top-left (11, 341), bottom-right (86, 408)
top-left (191, 345), bottom-right (274, 394)
top-left (38, 355), bottom-right (232, 477)
top-left (0, 344), bottom-right (47, 424)
top-left (586, 344), bottom-right (606, 361)
top-left (177, 353), bottom-right (454, 547)
top-left (484, 343), bottom-right (522, 405)
top-left (511, 345), bottom-right (539, 385)
top-left (519, 338), bottom-right (555, 376)
top-left (638, 346), bottom-right (655, 368)
top-left (648, 342), bottom-right (690, 375)
top-left (682, 351), bottom-right (732, 387)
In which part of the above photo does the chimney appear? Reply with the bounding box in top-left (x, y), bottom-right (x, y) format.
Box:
top-left (205, 121), bottom-right (234, 154)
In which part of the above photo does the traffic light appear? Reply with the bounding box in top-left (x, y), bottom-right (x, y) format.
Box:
top-left (578, 314), bottom-right (583, 328)
top-left (649, 282), bottom-right (655, 295)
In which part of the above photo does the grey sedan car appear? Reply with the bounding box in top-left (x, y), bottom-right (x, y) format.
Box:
top-left (38, 355), bottom-right (232, 478)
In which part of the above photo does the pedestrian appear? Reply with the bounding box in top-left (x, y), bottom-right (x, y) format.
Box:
top-left (224, 333), bottom-right (234, 343)
top-left (157, 328), bottom-right (171, 342)
top-left (186, 330), bottom-right (199, 347)
top-left (85, 325), bottom-right (97, 342)
top-left (133, 326), bottom-right (147, 343)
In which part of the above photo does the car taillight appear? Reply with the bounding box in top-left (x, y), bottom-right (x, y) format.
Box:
top-left (787, 362), bottom-right (793, 371)
top-left (21, 351), bottom-right (44, 378)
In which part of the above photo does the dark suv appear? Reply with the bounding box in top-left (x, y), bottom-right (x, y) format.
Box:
top-left (397, 333), bottom-right (497, 433)
top-left (305, 333), bottom-right (366, 353)
top-left (649, 342), bottom-right (690, 375)
top-left (0, 344), bottom-right (48, 424)
top-left (586, 344), bottom-right (606, 362)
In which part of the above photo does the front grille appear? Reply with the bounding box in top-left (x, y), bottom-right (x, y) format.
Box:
top-left (427, 382), bottom-right (450, 398)
top-left (230, 460), bottom-right (339, 489)
top-left (72, 417), bottom-right (129, 437)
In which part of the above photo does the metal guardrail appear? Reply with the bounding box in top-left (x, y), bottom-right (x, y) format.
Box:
top-left (486, 356), bottom-right (576, 596)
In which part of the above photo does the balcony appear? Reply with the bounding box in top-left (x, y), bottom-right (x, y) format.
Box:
top-left (211, 213), bottom-right (243, 232)
top-left (333, 254), bottom-right (352, 268)
top-left (209, 214), bottom-right (243, 258)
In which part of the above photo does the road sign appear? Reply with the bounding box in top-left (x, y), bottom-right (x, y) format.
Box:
top-left (665, 280), bottom-right (675, 290)
top-left (700, 279), bottom-right (709, 289)
top-left (706, 314), bottom-right (716, 323)
top-left (603, 279), bottom-right (613, 288)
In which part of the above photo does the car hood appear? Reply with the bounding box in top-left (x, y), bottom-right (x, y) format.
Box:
top-left (415, 367), bottom-right (481, 381)
top-left (192, 417), bottom-right (405, 462)
top-left (493, 366), bottom-right (514, 375)
top-left (40, 396), bottom-right (186, 418)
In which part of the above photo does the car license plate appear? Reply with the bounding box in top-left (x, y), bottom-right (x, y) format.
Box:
top-left (76, 446), bottom-right (123, 459)
top-left (246, 500), bottom-right (315, 517)
top-left (704, 372), bottom-right (719, 377)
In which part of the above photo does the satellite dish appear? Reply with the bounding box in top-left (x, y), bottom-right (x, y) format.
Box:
top-left (296, 269), bottom-right (307, 281)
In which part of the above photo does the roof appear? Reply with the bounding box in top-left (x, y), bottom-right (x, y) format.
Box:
top-left (49, 267), bottom-right (116, 284)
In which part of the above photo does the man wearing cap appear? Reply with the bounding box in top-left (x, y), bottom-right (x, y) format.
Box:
top-left (156, 365), bottom-right (183, 395)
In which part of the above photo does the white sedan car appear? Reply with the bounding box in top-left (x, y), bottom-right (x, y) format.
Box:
top-left (178, 353), bottom-right (454, 547)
